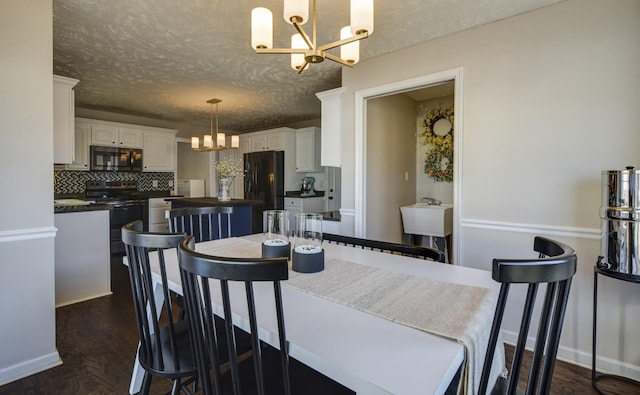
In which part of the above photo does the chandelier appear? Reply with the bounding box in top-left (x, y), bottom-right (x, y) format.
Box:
top-left (191, 99), bottom-right (239, 152)
top-left (251, 0), bottom-right (374, 73)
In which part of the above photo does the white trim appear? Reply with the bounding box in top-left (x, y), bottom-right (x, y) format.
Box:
top-left (339, 208), bottom-right (356, 217)
top-left (461, 218), bottom-right (601, 240)
top-left (55, 291), bottom-right (114, 308)
top-left (353, 67), bottom-right (464, 259)
top-left (0, 351), bottom-right (62, 386)
top-left (501, 330), bottom-right (640, 381)
top-left (0, 226), bottom-right (57, 243)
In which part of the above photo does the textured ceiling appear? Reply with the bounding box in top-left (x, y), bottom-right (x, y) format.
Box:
top-left (53, 0), bottom-right (563, 134)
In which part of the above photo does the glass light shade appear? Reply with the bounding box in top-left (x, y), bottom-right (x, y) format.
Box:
top-left (351, 0), bottom-right (374, 35)
top-left (283, 0), bottom-right (308, 25)
top-left (216, 132), bottom-right (226, 147)
top-left (251, 7), bottom-right (273, 49)
top-left (191, 136), bottom-right (200, 149)
top-left (290, 33), bottom-right (307, 71)
top-left (231, 135), bottom-right (240, 148)
top-left (340, 26), bottom-right (360, 64)
top-left (203, 134), bottom-right (213, 148)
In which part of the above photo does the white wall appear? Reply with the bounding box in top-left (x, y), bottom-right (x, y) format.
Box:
top-left (340, 0), bottom-right (640, 378)
top-left (177, 141), bottom-right (211, 196)
top-left (0, 0), bottom-right (61, 385)
top-left (366, 95), bottom-right (417, 243)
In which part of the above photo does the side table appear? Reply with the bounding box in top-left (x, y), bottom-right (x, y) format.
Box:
top-left (592, 265), bottom-right (640, 394)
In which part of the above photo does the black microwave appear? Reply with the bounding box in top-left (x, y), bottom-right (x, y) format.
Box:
top-left (90, 146), bottom-right (143, 172)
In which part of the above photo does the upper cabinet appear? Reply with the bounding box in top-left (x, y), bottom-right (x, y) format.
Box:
top-left (91, 124), bottom-right (143, 148)
top-left (295, 127), bottom-right (321, 173)
top-left (143, 130), bottom-right (177, 172)
top-left (65, 119), bottom-right (90, 170)
top-left (53, 75), bottom-right (79, 164)
top-left (316, 87), bottom-right (345, 167)
top-left (69, 118), bottom-right (177, 172)
top-left (244, 127), bottom-right (295, 152)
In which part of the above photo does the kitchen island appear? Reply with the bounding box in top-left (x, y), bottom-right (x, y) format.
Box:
top-left (169, 197), bottom-right (264, 234)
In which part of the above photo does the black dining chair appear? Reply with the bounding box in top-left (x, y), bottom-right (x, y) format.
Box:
top-left (121, 220), bottom-right (197, 395)
top-left (478, 236), bottom-right (577, 395)
top-left (323, 232), bottom-right (446, 262)
top-left (167, 206), bottom-right (233, 242)
top-left (178, 235), bottom-right (291, 395)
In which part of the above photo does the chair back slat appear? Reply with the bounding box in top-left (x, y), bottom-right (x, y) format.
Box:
top-left (178, 235), bottom-right (291, 395)
top-left (478, 236), bottom-right (577, 395)
top-left (167, 206), bottom-right (233, 242)
top-left (121, 220), bottom-right (197, 392)
top-left (323, 233), bottom-right (445, 262)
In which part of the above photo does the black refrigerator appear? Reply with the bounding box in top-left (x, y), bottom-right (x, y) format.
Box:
top-left (244, 150), bottom-right (285, 233)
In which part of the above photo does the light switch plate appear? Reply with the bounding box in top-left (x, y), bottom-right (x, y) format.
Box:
top-left (152, 180), bottom-right (158, 188)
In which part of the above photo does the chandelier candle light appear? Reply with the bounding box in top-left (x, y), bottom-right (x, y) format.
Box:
top-left (251, 0), bottom-right (374, 73)
top-left (191, 99), bottom-right (240, 152)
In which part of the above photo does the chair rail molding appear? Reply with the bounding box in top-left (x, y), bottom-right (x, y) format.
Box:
top-left (460, 218), bottom-right (601, 240)
top-left (0, 226), bottom-right (58, 243)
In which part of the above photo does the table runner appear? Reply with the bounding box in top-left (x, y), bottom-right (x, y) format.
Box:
top-left (196, 237), bottom-right (505, 394)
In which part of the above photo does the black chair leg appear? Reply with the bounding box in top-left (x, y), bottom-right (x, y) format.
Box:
top-left (141, 371), bottom-right (152, 395)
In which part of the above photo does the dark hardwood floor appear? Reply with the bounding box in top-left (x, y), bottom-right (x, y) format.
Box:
top-left (1, 256), bottom-right (637, 394)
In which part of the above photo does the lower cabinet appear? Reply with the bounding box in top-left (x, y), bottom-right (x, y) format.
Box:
top-left (54, 209), bottom-right (111, 307)
top-left (284, 197), bottom-right (324, 214)
top-left (148, 197), bottom-right (172, 232)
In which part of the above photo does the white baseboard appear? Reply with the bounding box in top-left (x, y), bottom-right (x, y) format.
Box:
top-left (55, 291), bottom-right (114, 308)
top-left (501, 330), bottom-right (640, 381)
top-left (0, 351), bottom-right (62, 386)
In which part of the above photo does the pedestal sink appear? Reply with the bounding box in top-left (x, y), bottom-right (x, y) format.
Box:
top-left (400, 204), bottom-right (453, 237)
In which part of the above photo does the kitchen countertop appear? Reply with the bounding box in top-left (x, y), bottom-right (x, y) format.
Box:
top-left (320, 211), bottom-right (341, 221)
top-left (54, 203), bottom-right (112, 214)
top-left (285, 191), bottom-right (325, 198)
top-left (168, 197), bottom-right (265, 207)
top-left (53, 191), bottom-right (178, 213)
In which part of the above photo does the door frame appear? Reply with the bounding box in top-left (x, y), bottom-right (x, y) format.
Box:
top-left (354, 67), bottom-right (464, 263)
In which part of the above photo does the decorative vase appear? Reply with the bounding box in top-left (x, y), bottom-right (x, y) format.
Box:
top-left (218, 177), bottom-right (232, 202)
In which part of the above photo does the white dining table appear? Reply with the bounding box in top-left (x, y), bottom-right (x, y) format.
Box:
top-left (128, 234), bottom-right (502, 395)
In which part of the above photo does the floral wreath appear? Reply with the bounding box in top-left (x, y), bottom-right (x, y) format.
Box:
top-left (418, 106), bottom-right (454, 182)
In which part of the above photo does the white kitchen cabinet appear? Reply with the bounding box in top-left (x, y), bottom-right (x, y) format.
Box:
top-left (295, 127), bottom-right (321, 172)
top-left (143, 130), bottom-right (176, 172)
top-left (316, 87), bottom-right (345, 167)
top-left (91, 124), bottom-right (143, 148)
top-left (250, 134), bottom-right (268, 152)
top-left (246, 128), bottom-right (295, 152)
top-left (148, 197), bottom-right (172, 232)
top-left (66, 119), bottom-right (90, 170)
top-left (53, 75), bottom-right (79, 164)
top-left (284, 196), bottom-right (324, 214)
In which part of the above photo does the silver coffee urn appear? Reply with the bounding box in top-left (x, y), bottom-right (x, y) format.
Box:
top-left (598, 166), bottom-right (640, 279)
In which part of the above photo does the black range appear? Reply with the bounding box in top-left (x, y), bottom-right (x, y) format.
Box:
top-left (85, 180), bottom-right (149, 255)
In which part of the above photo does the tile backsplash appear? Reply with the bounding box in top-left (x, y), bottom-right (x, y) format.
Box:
top-left (54, 170), bottom-right (174, 194)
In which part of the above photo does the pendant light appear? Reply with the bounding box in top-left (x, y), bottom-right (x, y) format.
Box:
top-left (191, 99), bottom-right (239, 152)
top-left (251, 0), bottom-right (373, 74)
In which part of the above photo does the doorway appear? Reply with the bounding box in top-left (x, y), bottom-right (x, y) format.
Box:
top-left (354, 67), bottom-right (463, 263)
